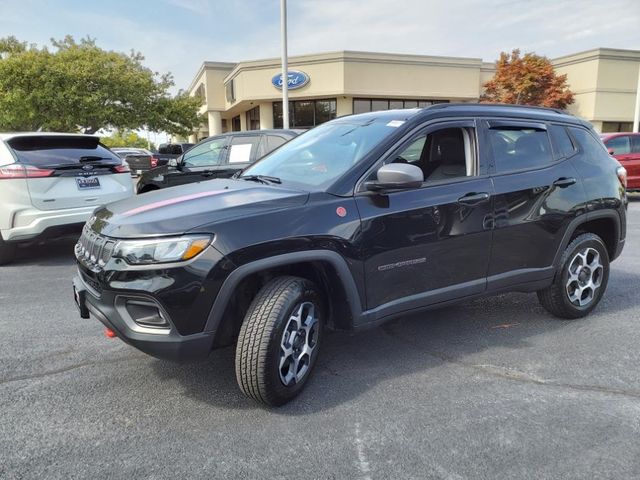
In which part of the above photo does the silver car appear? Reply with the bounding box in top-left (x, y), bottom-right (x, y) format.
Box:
top-left (0, 133), bottom-right (134, 265)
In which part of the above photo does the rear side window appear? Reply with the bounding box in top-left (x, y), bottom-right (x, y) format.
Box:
top-left (548, 125), bottom-right (576, 160)
top-left (488, 126), bottom-right (553, 173)
top-left (569, 127), bottom-right (609, 159)
top-left (6, 136), bottom-right (120, 166)
top-left (228, 135), bottom-right (261, 164)
top-left (631, 136), bottom-right (640, 153)
top-left (267, 135), bottom-right (288, 151)
top-left (606, 136), bottom-right (631, 155)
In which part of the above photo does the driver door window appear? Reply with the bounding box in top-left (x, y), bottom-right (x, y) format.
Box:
top-left (182, 137), bottom-right (227, 167)
top-left (388, 126), bottom-right (476, 184)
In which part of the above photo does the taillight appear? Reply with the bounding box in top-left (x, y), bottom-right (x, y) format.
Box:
top-left (113, 163), bottom-right (130, 174)
top-left (0, 164), bottom-right (54, 179)
top-left (150, 156), bottom-right (159, 168)
top-left (616, 166), bottom-right (627, 189)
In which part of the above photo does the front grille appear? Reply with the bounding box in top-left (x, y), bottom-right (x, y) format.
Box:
top-left (75, 224), bottom-right (116, 271)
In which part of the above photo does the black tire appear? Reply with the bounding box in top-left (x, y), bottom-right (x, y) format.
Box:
top-left (0, 236), bottom-right (16, 266)
top-left (537, 233), bottom-right (610, 319)
top-left (137, 185), bottom-right (159, 195)
top-left (235, 276), bottom-right (324, 406)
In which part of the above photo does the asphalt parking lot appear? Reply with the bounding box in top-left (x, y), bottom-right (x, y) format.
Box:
top-left (1, 197), bottom-right (639, 480)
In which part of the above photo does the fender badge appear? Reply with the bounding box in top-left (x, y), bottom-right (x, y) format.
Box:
top-left (336, 206), bottom-right (347, 217)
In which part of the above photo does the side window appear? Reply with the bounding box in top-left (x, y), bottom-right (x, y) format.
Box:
top-left (548, 124), bottom-right (576, 160)
top-left (488, 126), bottom-right (552, 173)
top-left (228, 135), bottom-right (261, 164)
top-left (606, 136), bottom-right (631, 155)
top-left (569, 127), bottom-right (609, 159)
top-left (386, 126), bottom-right (474, 184)
top-left (182, 137), bottom-right (227, 167)
top-left (631, 136), bottom-right (640, 154)
top-left (267, 135), bottom-right (288, 152)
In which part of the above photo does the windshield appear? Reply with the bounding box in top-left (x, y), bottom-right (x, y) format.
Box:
top-left (240, 117), bottom-right (401, 190)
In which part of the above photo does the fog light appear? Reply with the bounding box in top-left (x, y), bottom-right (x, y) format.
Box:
top-left (125, 300), bottom-right (169, 328)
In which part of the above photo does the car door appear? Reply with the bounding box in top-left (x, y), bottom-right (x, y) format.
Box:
top-left (215, 134), bottom-right (264, 178)
top-left (482, 119), bottom-right (586, 288)
top-left (166, 136), bottom-right (229, 188)
top-left (355, 119), bottom-right (494, 313)
top-left (609, 135), bottom-right (640, 190)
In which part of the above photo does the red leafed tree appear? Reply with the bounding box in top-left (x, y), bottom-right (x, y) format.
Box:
top-left (481, 49), bottom-right (574, 109)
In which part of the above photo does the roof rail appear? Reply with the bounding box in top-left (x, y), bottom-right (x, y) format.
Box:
top-left (426, 102), bottom-right (568, 115)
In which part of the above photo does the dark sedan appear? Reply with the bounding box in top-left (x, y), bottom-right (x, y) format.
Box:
top-left (136, 129), bottom-right (301, 193)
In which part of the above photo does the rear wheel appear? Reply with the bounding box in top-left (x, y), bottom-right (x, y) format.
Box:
top-left (0, 236), bottom-right (16, 266)
top-left (235, 276), bottom-right (323, 406)
top-left (537, 233), bottom-right (609, 319)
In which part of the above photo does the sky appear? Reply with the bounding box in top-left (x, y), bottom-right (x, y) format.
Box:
top-left (1, 0), bottom-right (639, 93)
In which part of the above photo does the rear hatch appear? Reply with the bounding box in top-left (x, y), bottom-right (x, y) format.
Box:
top-left (6, 135), bottom-right (132, 211)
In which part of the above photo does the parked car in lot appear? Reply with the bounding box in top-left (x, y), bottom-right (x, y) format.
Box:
top-left (136, 129), bottom-right (301, 193)
top-left (600, 132), bottom-right (640, 191)
top-left (73, 104), bottom-right (627, 406)
top-left (0, 133), bottom-right (133, 265)
top-left (110, 147), bottom-right (158, 176)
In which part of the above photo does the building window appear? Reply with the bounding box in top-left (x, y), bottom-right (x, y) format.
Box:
top-left (246, 106), bottom-right (260, 130)
top-left (225, 80), bottom-right (235, 103)
top-left (232, 115), bottom-right (241, 132)
top-left (273, 98), bottom-right (337, 129)
top-left (601, 122), bottom-right (633, 133)
top-left (352, 98), bottom-right (449, 113)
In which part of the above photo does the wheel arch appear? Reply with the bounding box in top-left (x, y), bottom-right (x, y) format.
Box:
top-left (204, 251), bottom-right (364, 347)
top-left (553, 210), bottom-right (621, 269)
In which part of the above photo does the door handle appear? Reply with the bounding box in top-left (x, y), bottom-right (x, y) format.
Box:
top-left (553, 177), bottom-right (576, 188)
top-left (457, 192), bottom-right (490, 206)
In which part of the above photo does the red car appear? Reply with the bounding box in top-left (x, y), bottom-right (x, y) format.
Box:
top-left (600, 132), bottom-right (640, 191)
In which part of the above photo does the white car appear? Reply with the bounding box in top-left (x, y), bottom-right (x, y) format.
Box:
top-left (0, 133), bottom-right (134, 265)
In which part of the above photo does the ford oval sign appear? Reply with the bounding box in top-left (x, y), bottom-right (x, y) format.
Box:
top-left (271, 70), bottom-right (310, 90)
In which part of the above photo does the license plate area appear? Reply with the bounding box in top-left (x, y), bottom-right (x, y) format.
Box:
top-left (76, 177), bottom-right (101, 190)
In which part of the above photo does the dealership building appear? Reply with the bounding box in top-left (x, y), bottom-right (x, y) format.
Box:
top-left (185, 48), bottom-right (640, 142)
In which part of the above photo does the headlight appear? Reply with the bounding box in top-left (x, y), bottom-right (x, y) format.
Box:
top-left (113, 235), bottom-right (212, 265)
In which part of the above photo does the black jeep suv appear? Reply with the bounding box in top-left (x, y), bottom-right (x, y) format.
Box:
top-left (73, 104), bottom-right (628, 406)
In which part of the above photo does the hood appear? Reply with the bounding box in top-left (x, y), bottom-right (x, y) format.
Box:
top-left (91, 179), bottom-right (309, 238)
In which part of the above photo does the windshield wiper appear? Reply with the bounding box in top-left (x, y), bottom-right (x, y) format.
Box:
top-left (240, 175), bottom-right (282, 184)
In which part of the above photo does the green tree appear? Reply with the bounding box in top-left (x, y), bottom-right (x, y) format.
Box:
top-left (481, 49), bottom-right (574, 109)
top-left (0, 35), bottom-right (203, 135)
top-left (101, 130), bottom-right (155, 150)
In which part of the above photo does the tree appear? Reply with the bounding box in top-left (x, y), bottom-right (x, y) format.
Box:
top-left (481, 49), bottom-right (574, 109)
top-left (0, 36), bottom-right (203, 135)
top-left (101, 130), bottom-right (155, 150)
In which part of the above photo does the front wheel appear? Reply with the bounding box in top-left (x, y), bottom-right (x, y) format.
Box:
top-left (235, 276), bottom-right (324, 406)
top-left (537, 233), bottom-right (610, 319)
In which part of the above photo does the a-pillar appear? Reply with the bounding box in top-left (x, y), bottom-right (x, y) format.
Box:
top-left (207, 111), bottom-right (223, 136)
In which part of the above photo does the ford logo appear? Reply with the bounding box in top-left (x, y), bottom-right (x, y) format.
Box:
top-left (82, 164), bottom-right (94, 171)
top-left (271, 70), bottom-right (310, 90)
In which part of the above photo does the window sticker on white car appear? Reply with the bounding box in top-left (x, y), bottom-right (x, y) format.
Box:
top-left (229, 144), bottom-right (253, 163)
top-left (386, 120), bottom-right (405, 128)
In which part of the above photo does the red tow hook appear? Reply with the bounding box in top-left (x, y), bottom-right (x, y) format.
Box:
top-left (104, 328), bottom-right (117, 339)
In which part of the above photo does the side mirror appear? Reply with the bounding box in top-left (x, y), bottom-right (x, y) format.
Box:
top-left (608, 148), bottom-right (615, 156)
top-left (168, 158), bottom-right (178, 167)
top-left (365, 163), bottom-right (424, 192)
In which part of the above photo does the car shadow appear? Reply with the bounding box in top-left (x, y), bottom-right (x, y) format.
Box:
top-left (9, 236), bottom-right (79, 267)
top-left (150, 266), bottom-right (640, 413)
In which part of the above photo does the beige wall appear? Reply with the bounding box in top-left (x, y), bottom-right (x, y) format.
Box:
top-left (554, 49), bottom-right (640, 130)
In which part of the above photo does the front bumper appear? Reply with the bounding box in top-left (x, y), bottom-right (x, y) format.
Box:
top-left (73, 273), bottom-right (215, 361)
